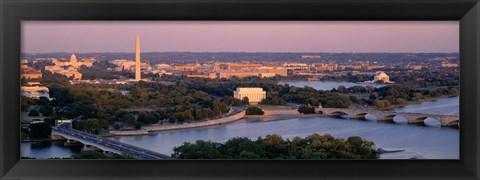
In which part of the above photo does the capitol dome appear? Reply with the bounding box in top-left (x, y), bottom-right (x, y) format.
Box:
top-left (70, 53), bottom-right (77, 63)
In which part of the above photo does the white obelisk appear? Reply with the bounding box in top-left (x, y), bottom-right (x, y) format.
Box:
top-left (135, 34), bottom-right (141, 81)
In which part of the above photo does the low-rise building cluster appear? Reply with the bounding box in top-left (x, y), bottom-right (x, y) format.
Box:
top-left (44, 53), bottom-right (96, 80)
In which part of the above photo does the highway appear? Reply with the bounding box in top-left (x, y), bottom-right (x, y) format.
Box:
top-left (53, 123), bottom-right (170, 160)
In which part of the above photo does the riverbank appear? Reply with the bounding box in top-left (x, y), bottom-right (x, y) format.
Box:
top-left (22, 96), bottom-right (459, 159)
top-left (107, 129), bottom-right (149, 136)
top-left (105, 110), bottom-right (246, 136)
top-left (245, 114), bottom-right (328, 120)
top-left (144, 110), bottom-right (245, 132)
top-left (104, 97), bottom-right (458, 137)
top-left (245, 105), bottom-right (330, 120)
top-left (21, 138), bottom-right (65, 143)
top-left (380, 95), bottom-right (459, 110)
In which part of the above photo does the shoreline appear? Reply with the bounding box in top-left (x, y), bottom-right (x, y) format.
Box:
top-left (105, 110), bottom-right (246, 136)
top-left (25, 95), bottom-right (458, 140)
top-left (21, 138), bottom-right (65, 143)
top-left (245, 114), bottom-right (328, 121)
top-left (380, 95), bottom-right (459, 110)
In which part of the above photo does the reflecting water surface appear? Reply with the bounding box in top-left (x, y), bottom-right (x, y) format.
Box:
top-left (21, 82), bottom-right (459, 159)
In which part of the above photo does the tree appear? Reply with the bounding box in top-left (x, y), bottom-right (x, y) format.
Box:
top-left (348, 86), bottom-right (367, 93)
top-left (172, 140), bottom-right (224, 159)
top-left (99, 119), bottom-right (110, 129)
top-left (346, 136), bottom-right (379, 159)
top-left (73, 118), bottom-right (101, 134)
top-left (337, 86), bottom-right (348, 93)
top-left (245, 107), bottom-right (264, 115)
top-left (297, 105), bottom-right (315, 114)
top-left (173, 134), bottom-right (380, 159)
top-left (134, 121), bottom-right (142, 130)
top-left (194, 109), bottom-right (203, 120)
top-left (28, 109), bottom-right (40, 116)
top-left (223, 137), bottom-right (264, 159)
top-left (39, 105), bottom-right (53, 117)
top-left (21, 96), bottom-right (35, 112)
top-left (121, 114), bottom-right (136, 124)
top-left (384, 95), bottom-right (396, 104)
top-left (242, 97), bottom-right (249, 105)
top-left (138, 111), bottom-right (159, 124)
top-left (72, 150), bottom-right (109, 159)
top-left (322, 96), bottom-right (351, 108)
top-left (29, 122), bottom-right (52, 139)
top-left (366, 86), bottom-right (376, 93)
top-left (184, 110), bottom-right (195, 122)
top-left (349, 96), bottom-right (359, 103)
top-left (38, 97), bottom-right (50, 106)
top-left (61, 101), bottom-right (97, 119)
top-left (396, 98), bottom-right (406, 105)
top-left (413, 93), bottom-right (423, 100)
top-left (260, 96), bottom-right (286, 105)
top-left (72, 150), bottom-right (134, 159)
top-left (113, 122), bottom-right (122, 130)
top-left (374, 100), bottom-right (391, 109)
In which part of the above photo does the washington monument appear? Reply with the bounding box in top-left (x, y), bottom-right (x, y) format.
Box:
top-left (135, 34), bottom-right (141, 81)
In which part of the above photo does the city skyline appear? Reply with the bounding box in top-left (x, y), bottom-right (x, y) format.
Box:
top-left (20, 24), bottom-right (460, 160)
top-left (22, 21), bottom-right (459, 53)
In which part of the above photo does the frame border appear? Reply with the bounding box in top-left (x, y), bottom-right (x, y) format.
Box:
top-left (1, 0), bottom-right (479, 179)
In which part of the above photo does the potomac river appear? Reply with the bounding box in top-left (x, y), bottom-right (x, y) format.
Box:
top-left (21, 81), bottom-right (459, 159)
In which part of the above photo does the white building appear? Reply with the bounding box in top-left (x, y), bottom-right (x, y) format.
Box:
top-left (156, 64), bottom-right (172, 70)
top-left (21, 86), bottom-right (52, 100)
top-left (233, 87), bottom-right (266, 105)
top-left (365, 71), bottom-right (394, 84)
top-left (44, 53), bottom-right (95, 80)
top-left (373, 71), bottom-right (390, 83)
top-left (282, 63), bottom-right (309, 70)
top-left (259, 73), bottom-right (277, 78)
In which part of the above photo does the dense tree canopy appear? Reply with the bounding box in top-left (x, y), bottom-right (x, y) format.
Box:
top-left (165, 76), bottom-right (352, 108)
top-left (71, 150), bottom-right (134, 159)
top-left (29, 122), bottom-right (52, 139)
top-left (26, 70), bottom-right (458, 134)
top-left (245, 107), bottom-right (265, 115)
top-left (297, 105), bottom-right (316, 114)
top-left (73, 118), bottom-right (102, 134)
top-left (172, 134), bottom-right (380, 159)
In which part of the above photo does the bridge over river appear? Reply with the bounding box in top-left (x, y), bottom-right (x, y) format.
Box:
top-left (52, 123), bottom-right (170, 160)
top-left (318, 107), bottom-right (459, 127)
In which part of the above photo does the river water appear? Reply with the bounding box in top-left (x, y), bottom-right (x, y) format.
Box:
top-left (21, 81), bottom-right (459, 159)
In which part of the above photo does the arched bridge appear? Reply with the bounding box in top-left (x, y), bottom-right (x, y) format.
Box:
top-left (52, 123), bottom-right (170, 159)
top-left (317, 107), bottom-right (459, 127)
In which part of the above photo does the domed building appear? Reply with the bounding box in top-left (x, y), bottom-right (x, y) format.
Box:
top-left (70, 53), bottom-right (78, 63)
top-left (373, 71), bottom-right (390, 83)
top-left (44, 52), bottom-right (96, 80)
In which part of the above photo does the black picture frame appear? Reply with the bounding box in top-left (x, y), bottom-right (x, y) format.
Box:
top-left (1, 0), bottom-right (479, 179)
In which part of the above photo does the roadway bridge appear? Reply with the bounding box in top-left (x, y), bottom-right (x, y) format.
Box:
top-left (52, 123), bottom-right (170, 160)
top-left (317, 107), bottom-right (459, 127)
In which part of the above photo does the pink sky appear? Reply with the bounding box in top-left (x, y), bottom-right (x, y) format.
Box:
top-left (22, 21), bottom-right (459, 53)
